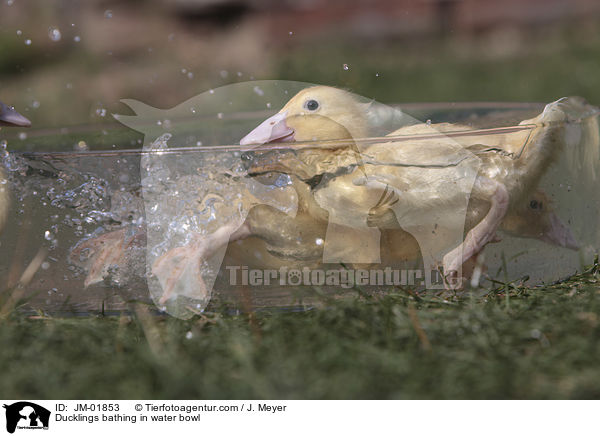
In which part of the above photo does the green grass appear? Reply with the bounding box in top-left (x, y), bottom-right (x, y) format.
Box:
top-left (2, 261), bottom-right (600, 399)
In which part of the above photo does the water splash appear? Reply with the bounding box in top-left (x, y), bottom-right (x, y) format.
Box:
top-left (48, 27), bottom-right (61, 42)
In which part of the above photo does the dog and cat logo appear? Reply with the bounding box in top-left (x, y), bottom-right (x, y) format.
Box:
top-left (3, 402), bottom-right (50, 433)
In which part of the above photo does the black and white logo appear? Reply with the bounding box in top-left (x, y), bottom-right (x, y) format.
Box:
top-left (3, 402), bottom-right (50, 433)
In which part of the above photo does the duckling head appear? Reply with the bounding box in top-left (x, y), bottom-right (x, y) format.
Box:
top-left (502, 190), bottom-right (579, 250)
top-left (240, 86), bottom-right (369, 145)
top-left (0, 101), bottom-right (31, 127)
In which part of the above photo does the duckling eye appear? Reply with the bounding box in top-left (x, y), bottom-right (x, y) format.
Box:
top-left (529, 200), bottom-right (542, 210)
top-left (305, 99), bottom-right (319, 111)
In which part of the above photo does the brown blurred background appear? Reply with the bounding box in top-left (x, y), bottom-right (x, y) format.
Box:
top-left (1, 0), bottom-right (600, 133)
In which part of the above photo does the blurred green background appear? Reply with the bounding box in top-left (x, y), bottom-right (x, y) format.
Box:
top-left (2, 0), bottom-right (600, 400)
top-left (2, 0), bottom-right (600, 134)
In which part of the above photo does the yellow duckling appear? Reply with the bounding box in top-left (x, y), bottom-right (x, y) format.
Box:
top-left (239, 88), bottom-right (584, 283)
top-left (151, 86), bottom-right (585, 300)
top-left (0, 101), bottom-right (31, 231)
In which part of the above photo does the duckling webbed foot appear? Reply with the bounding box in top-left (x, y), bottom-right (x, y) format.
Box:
top-left (70, 226), bottom-right (146, 287)
top-left (152, 222), bottom-right (251, 305)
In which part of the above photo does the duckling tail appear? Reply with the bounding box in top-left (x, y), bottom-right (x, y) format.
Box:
top-left (517, 97), bottom-right (600, 187)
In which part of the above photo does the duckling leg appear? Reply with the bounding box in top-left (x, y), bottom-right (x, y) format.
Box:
top-left (442, 178), bottom-right (509, 287)
top-left (152, 221), bottom-right (251, 305)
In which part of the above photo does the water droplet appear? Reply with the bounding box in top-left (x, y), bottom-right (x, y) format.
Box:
top-left (266, 102), bottom-right (271, 108)
top-left (187, 72), bottom-right (194, 79)
top-left (0, 140), bottom-right (7, 150)
top-left (289, 31), bottom-right (293, 35)
top-left (44, 230), bottom-right (52, 240)
top-left (196, 141), bottom-right (203, 146)
top-left (209, 89), bottom-right (215, 94)
top-left (75, 140), bottom-right (88, 151)
top-left (41, 262), bottom-right (50, 270)
top-left (253, 86), bottom-right (264, 96)
top-left (48, 27), bottom-right (61, 42)
top-left (31, 100), bottom-right (40, 109)
top-left (16, 30), bottom-right (22, 36)
top-left (220, 70), bottom-right (228, 78)
top-left (375, 73), bottom-right (379, 77)
top-left (24, 39), bottom-right (32, 46)
top-left (104, 9), bottom-right (113, 18)
top-left (95, 108), bottom-right (106, 117)
top-left (343, 63), bottom-right (349, 70)
top-left (185, 331), bottom-right (193, 339)
top-left (6, 0), bottom-right (14, 5)
top-left (426, 119), bottom-right (432, 125)
top-left (66, 83), bottom-right (73, 89)
top-left (74, 35), bottom-right (81, 42)
top-left (18, 132), bottom-right (27, 140)
top-left (181, 68), bottom-right (187, 74)
top-left (236, 71), bottom-right (242, 77)
top-left (315, 238), bottom-right (324, 246)
top-left (217, 113), bottom-right (223, 119)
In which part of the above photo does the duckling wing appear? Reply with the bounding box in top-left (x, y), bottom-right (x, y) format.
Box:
top-left (312, 138), bottom-right (481, 270)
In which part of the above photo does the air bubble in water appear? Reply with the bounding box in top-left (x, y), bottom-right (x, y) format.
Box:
top-left (185, 331), bottom-right (193, 339)
top-left (44, 230), bottom-right (52, 240)
top-left (343, 63), bottom-right (349, 70)
top-left (18, 132), bottom-right (27, 140)
top-left (24, 39), bottom-right (32, 46)
top-left (74, 36), bottom-right (81, 42)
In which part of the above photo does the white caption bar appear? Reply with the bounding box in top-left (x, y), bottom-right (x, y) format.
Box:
top-left (0, 400), bottom-right (597, 435)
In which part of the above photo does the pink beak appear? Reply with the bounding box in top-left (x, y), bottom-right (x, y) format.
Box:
top-left (240, 111), bottom-right (295, 145)
top-left (0, 102), bottom-right (31, 127)
top-left (542, 213), bottom-right (579, 250)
